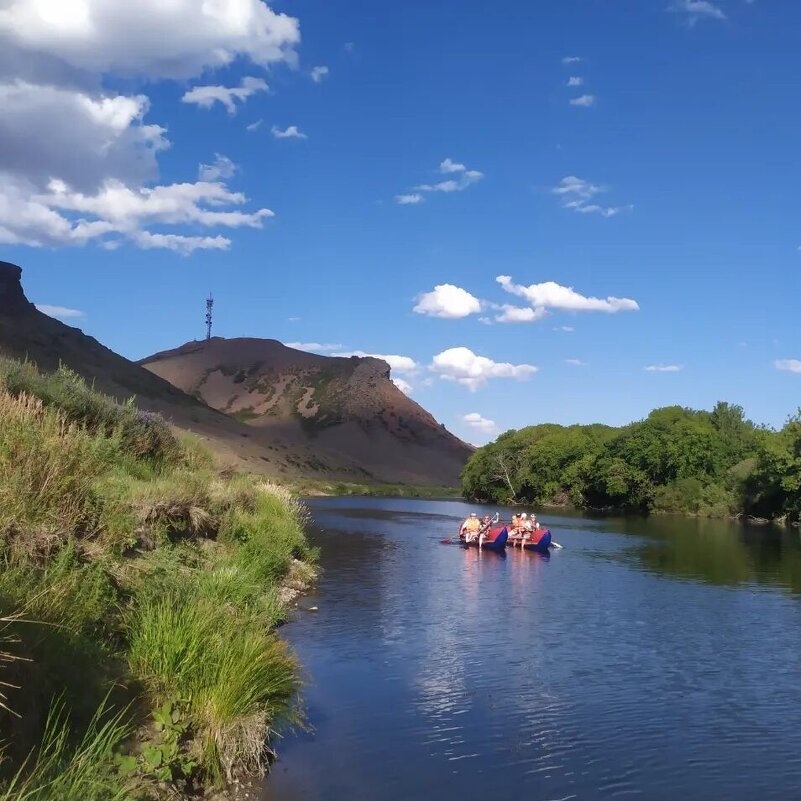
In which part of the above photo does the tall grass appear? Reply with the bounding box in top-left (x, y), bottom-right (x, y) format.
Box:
top-left (0, 358), bottom-right (314, 795)
top-left (127, 589), bottom-right (299, 784)
top-left (0, 392), bottom-right (108, 541)
top-left (0, 699), bottom-right (131, 801)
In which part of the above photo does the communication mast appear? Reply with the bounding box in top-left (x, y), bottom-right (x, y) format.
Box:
top-left (205, 294), bottom-right (214, 340)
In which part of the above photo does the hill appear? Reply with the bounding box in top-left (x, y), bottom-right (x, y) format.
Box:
top-left (141, 337), bottom-right (472, 485)
top-left (0, 260), bottom-right (471, 485)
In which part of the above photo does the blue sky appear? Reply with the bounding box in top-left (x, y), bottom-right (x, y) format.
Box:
top-left (1, 0), bottom-right (799, 444)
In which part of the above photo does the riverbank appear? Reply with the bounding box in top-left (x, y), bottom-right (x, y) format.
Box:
top-left (0, 358), bottom-right (316, 800)
top-left (291, 478), bottom-right (462, 500)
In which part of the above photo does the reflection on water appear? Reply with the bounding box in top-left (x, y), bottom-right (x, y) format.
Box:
top-left (264, 499), bottom-right (801, 801)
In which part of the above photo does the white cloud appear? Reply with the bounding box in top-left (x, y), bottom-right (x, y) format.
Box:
top-left (555, 325), bottom-right (575, 332)
top-left (0, 3), bottom-right (286, 255)
top-left (198, 154), bottom-right (237, 182)
top-left (644, 364), bottom-right (683, 373)
top-left (0, 82), bottom-right (167, 192)
top-left (310, 65), bottom-right (329, 83)
top-left (669, 0), bottom-right (726, 24)
top-left (553, 176), bottom-right (602, 199)
top-left (461, 412), bottom-right (496, 433)
top-left (401, 158), bottom-right (483, 200)
top-left (570, 94), bottom-right (596, 107)
top-left (0, 0), bottom-right (300, 79)
top-left (552, 176), bottom-right (631, 217)
top-left (413, 284), bottom-right (481, 319)
top-left (430, 347), bottom-right (538, 391)
top-left (0, 178), bottom-right (272, 251)
top-left (567, 76), bottom-right (584, 87)
top-left (565, 358), bottom-right (588, 367)
top-left (182, 77), bottom-right (268, 114)
top-left (285, 342), bottom-right (344, 353)
top-left (271, 124), bottom-right (307, 140)
top-left (43, 179), bottom-right (272, 231)
top-left (395, 193), bottom-right (424, 205)
top-left (132, 231), bottom-right (230, 254)
top-left (562, 56), bottom-right (581, 64)
top-left (246, 119), bottom-right (263, 132)
top-left (775, 359), bottom-right (801, 374)
top-left (393, 377), bottom-right (413, 395)
top-left (333, 351), bottom-right (418, 374)
top-left (35, 304), bottom-right (85, 319)
top-left (495, 304), bottom-right (548, 324)
top-left (497, 275), bottom-right (639, 314)
top-left (439, 158), bottom-right (466, 173)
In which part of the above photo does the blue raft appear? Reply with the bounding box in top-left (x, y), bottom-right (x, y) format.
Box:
top-left (522, 529), bottom-right (552, 554)
top-left (463, 526), bottom-right (509, 552)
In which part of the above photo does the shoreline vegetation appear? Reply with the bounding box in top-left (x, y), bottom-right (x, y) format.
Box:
top-left (462, 404), bottom-right (801, 525)
top-left (0, 358), bottom-right (316, 800)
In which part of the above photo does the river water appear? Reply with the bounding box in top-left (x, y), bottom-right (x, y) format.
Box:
top-left (262, 498), bottom-right (801, 801)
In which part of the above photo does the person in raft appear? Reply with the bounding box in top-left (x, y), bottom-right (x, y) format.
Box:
top-left (460, 512), bottom-right (482, 542)
top-left (510, 512), bottom-right (531, 547)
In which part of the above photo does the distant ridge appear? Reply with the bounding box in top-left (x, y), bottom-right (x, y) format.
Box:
top-left (141, 337), bottom-right (473, 486)
top-left (0, 261), bottom-right (471, 485)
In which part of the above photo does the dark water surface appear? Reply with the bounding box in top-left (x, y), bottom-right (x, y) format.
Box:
top-left (263, 498), bottom-right (801, 801)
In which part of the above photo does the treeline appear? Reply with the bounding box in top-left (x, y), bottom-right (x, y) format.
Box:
top-left (462, 403), bottom-right (801, 522)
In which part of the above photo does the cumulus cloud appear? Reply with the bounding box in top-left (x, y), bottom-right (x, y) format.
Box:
top-left (285, 342), bottom-right (344, 353)
top-left (556, 325), bottom-right (575, 332)
top-left (552, 176), bottom-right (631, 217)
top-left (0, 178), bottom-right (273, 251)
top-left (497, 275), bottom-right (639, 314)
top-left (416, 159), bottom-right (483, 193)
top-left (271, 124), bottom-right (307, 139)
top-left (399, 158), bottom-right (483, 202)
top-left (310, 65), bottom-right (329, 83)
top-left (395, 193), bottom-right (424, 205)
top-left (132, 231), bottom-right (230, 254)
top-left (35, 304), bottom-right (85, 319)
top-left (462, 412), bottom-right (496, 433)
top-left (333, 351), bottom-right (418, 374)
top-left (413, 284), bottom-right (482, 319)
top-left (0, 0), bottom-right (300, 79)
top-left (669, 0), bottom-right (726, 24)
top-left (569, 94), bottom-right (596, 107)
top-left (644, 364), bottom-right (683, 373)
top-left (430, 347), bottom-right (538, 391)
top-left (494, 304), bottom-right (548, 324)
top-left (393, 378), bottom-right (413, 395)
top-left (182, 77), bottom-right (268, 114)
top-left (565, 358), bottom-right (588, 367)
top-left (198, 154), bottom-right (237, 182)
top-left (0, 82), bottom-right (166, 193)
top-left (775, 359), bottom-right (801, 374)
top-left (567, 76), bottom-right (584, 87)
top-left (0, 4), bottom-right (289, 254)
top-left (246, 119), bottom-right (263, 132)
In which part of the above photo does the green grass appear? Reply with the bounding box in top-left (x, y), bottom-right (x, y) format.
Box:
top-left (0, 359), bottom-right (315, 797)
top-left (0, 698), bottom-right (132, 801)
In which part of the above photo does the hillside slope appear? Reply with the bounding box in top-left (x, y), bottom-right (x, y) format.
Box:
top-left (0, 260), bottom-right (313, 477)
top-left (142, 337), bottom-right (472, 485)
top-left (0, 260), bottom-right (471, 485)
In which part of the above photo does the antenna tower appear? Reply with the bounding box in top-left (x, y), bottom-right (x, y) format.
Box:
top-left (205, 294), bottom-right (214, 340)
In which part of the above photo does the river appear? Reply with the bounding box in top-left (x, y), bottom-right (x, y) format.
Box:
top-left (262, 497), bottom-right (801, 801)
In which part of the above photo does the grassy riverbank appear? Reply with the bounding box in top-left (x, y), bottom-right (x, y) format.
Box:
top-left (0, 358), bottom-right (315, 799)
top-left (293, 479), bottom-right (461, 500)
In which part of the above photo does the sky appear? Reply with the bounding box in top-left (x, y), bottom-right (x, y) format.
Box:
top-left (1, 0), bottom-right (800, 446)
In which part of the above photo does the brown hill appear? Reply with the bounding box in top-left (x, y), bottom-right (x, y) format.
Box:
top-left (0, 261), bottom-right (471, 485)
top-left (141, 337), bottom-right (473, 485)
